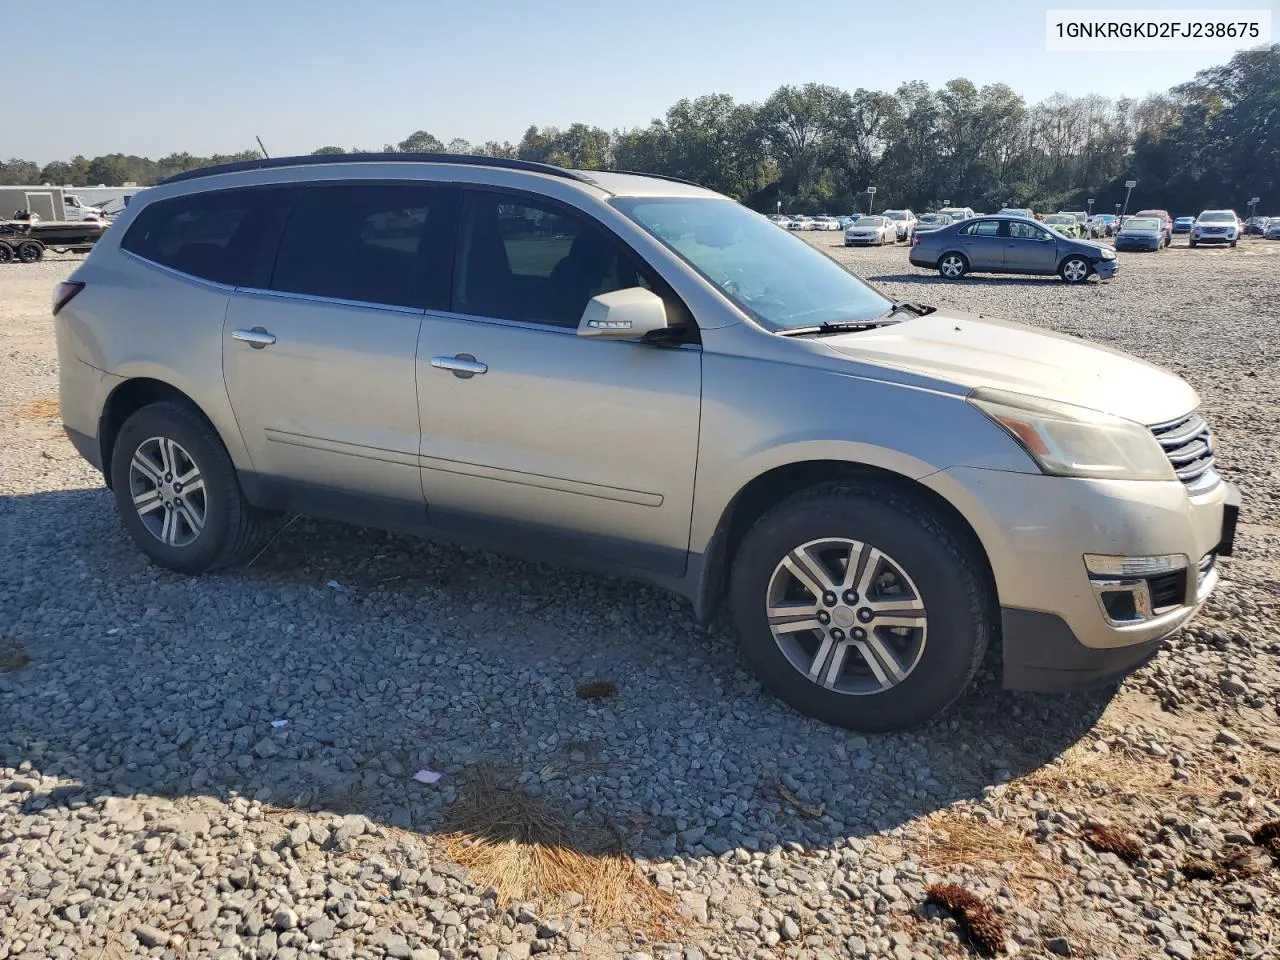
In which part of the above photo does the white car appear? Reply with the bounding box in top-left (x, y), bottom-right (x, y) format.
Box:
top-left (787, 216), bottom-right (814, 231)
top-left (811, 216), bottom-right (842, 231)
top-left (883, 209), bottom-right (917, 241)
top-left (1189, 210), bottom-right (1240, 247)
top-left (767, 214), bottom-right (792, 229)
top-left (844, 215), bottom-right (897, 246)
top-left (938, 206), bottom-right (975, 224)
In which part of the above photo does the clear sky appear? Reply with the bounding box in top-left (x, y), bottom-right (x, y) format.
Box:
top-left (8, 0), bottom-right (1277, 164)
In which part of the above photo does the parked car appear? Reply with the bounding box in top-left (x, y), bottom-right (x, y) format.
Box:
top-left (1172, 216), bottom-right (1195, 234)
top-left (1062, 211), bottom-right (1090, 232)
top-left (997, 207), bottom-right (1034, 219)
top-left (1265, 218), bottom-right (1280, 239)
top-left (1246, 216), bottom-right (1268, 235)
top-left (1114, 216), bottom-right (1165, 252)
top-left (54, 153), bottom-right (1238, 733)
top-left (844, 215), bottom-right (897, 246)
top-left (1090, 214), bottom-right (1117, 237)
top-left (1042, 213), bottom-right (1083, 238)
top-left (1133, 210), bottom-right (1173, 246)
top-left (835, 216), bottom-right (857, 229)
top-left (811, 216), bottom-right (842, 232)
top-left (1190, 210), bottom-right (1240, 247)
top-left (913, 213), bottom-right (953, 233)
top-left (883, 209), bottom-right (917, 241)
top-left (911, 214), bottom-right (1117, 283)
top-left (938, 206), bottom-right (975, 223)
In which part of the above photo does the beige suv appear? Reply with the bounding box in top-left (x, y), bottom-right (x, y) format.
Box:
top-left (55, 154), bottom-right (1240, 731)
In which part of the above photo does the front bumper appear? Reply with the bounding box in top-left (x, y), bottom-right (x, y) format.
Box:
top-left (1192, 232), bottom-right (1236, 243)
top-left (923, 467), bottom-right (1239, 689)
top-left (1091, 257), bottom-right (1119, 279)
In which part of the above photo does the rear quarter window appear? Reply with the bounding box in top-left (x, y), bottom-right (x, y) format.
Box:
top-left (121, 187), bottom-right (286, 286)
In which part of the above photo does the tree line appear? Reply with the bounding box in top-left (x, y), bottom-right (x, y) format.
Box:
top-left (4, 44), bottom-right (1275, 216)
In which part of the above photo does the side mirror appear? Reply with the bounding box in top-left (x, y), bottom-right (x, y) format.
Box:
top-left (576, 287), bottom-right (669, 341)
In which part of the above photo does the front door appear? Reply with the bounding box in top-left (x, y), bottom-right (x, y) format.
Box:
top-left (416, 190), bottom-right (702, 575)
top-left (224, 181), bottom-right (454, 505)
top-left (1001, 219), bottom-right (1059, 272)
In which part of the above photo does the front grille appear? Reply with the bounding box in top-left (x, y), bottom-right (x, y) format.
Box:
top-left (1150, 412), bottom-right (1218, 493)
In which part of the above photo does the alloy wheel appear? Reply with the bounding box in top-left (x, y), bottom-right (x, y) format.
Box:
top-left (128, 437), bottom-right (207, 547)
top-left (939, 255), bottom-right (964, 278)
top-left (765, 537), bottom-right (928, 695)
top-left (1062, 258), bottom-right (1089, 282)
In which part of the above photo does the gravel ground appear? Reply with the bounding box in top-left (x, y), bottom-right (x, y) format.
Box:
top-left (2, 239), bottom-right (1279, 960)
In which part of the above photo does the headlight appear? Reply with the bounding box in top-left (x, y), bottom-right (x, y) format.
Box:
top-left (1099, 248), bottom-right (1115, 259)
top-left (968, 388), bottom-right (1175, 481)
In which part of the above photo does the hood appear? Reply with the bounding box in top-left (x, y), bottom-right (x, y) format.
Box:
top-left (820, 311), bottom-right (1198, 425)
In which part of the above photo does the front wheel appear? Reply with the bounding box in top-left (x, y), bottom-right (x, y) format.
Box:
top-left (728, 481), bottom-right (990, 731)
top-left (1230, 239), bottom-right (1237, 248)
top-left (1189, 239), bottom-right (1198, 248)
top-left (16, 241), bottom-right (43, 263)
top-left (1059, 255), bottom-right (1090, 283)
top-left (938, 253), bottom-right (968, 279)
top-left (109, 401), bottom-right (271, 574)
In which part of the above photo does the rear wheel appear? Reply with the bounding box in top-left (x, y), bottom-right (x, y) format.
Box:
top-left (728, 481), bottom-right (990, 731)
top-left (1059, 255), bottom-right (1090, 283)
top-left (938, 253), bottom-right (968, 279)
top-left (109, 401), bottom-right (271, 574)
top-left (16, 241), bottom-right (42, 263)
top-left (0, 242), bottom-right (12, 263)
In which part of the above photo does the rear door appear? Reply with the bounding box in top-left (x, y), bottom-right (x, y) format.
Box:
top-left (223, 182), bottom-right (455, 505)
top-left (957, 219), bottom-right (1004, 269)
top-left (1001, 219), bottom-right (1059, 272)
top-left (415, 189), bottom-right (702, 575)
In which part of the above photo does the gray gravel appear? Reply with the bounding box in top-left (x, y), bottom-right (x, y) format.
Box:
top-left (2, 238), bottom-right (1279, 959)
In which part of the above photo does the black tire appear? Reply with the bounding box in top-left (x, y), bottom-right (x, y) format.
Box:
top-left (728, 481), bottom-right (991, 731)
top-left (1189, 239), bottom-right (1197, 248)
top-left (1059, 255), bottom-right (1091, 283)
top-left (16, 241), bottom-right (43, 263)
top-left (109, 401), bottom-right (271, 574)
top-left (0, 241), bottom-right (12, 263)
top-left (937, 252), bottom-right (968, 279)
top-left (1230, 239), bottom-right (1237, 248)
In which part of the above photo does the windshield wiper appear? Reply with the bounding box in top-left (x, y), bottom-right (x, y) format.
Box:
top-left (778, 300), bottom-right (933, 337)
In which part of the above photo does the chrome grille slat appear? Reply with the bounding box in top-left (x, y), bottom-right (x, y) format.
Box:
top-left (1150, 410), bottom-right (1219, 491)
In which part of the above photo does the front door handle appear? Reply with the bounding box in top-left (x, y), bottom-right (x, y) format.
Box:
top-left (231, 327), bottom-right (277, 348)
top-left (431, 353), bottom-right (487, 379)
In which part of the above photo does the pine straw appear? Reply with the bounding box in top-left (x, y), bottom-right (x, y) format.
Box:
top-left (438, 766), bottom-right (676, 936)
top-left (912, 811), bottom-right (1068, 901)
top-left (1082, 823), bottom-right (1143, 863)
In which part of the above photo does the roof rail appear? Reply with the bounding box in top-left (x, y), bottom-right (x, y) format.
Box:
top-left (603, 169), bottom-right (704, 189)
top-left (157, 152), bottom-right (597, 186)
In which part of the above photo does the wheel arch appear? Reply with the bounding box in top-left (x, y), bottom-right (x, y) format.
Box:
top-left (98, 378), bottom-right (221, 488)
top-left (694, 459), bottom-right (997, 625)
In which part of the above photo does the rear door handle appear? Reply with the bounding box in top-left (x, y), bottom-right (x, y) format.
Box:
top-left (431, 354), bottom-right (487, 379)
top-left (231, 327), bottom-right (277, 348)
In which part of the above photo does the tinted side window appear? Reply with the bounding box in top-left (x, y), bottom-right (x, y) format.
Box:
top-left (961, 220), bottom-right (1000, 237)
top-left (121, 187), bottom-right (284, 286)
top-left (453, 191), bottom-right (652, 329)
top-left (271, 184), bottom-right (452, 309)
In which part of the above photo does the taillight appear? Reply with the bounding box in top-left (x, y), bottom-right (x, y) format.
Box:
top-left (52, 281), bottom-right (85, 316)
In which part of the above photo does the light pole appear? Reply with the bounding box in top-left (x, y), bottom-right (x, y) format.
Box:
top-left (1087, 198), bottom-right (1094, 217)
top-left (1248, 196), bottom-right (1260, 229)
top-left (866, 186), bottom-right (877, 215)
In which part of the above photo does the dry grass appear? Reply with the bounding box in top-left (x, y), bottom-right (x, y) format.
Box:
top-left (438, 766), bottom-right (676, 936)
top-left (912, 811), bottom-right (1068, 901)
top-left (0, 636), bottom-right (31, 672)
top-left (1082, 823), bottom-right (1144, 863)
top-left (4, 396), bottom-right (59, 423)
top-left (925, 883), bottom-right (1007, 956)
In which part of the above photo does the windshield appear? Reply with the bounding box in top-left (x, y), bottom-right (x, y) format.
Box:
top-left (1123, 218), bottom-right (1159, 230)
top-left (919, 215), bottom-right (945, 223)
top-left (1044, 215), bottom-right (1073, 224)
top-left (856, 217), bottom-right (886, 226)
top-left (1198, 211), bottom-right (1234, 222)
top-left (885, 211), bottom-right (907, 220)
top-left (614, 197), bottom-right (891, 331)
